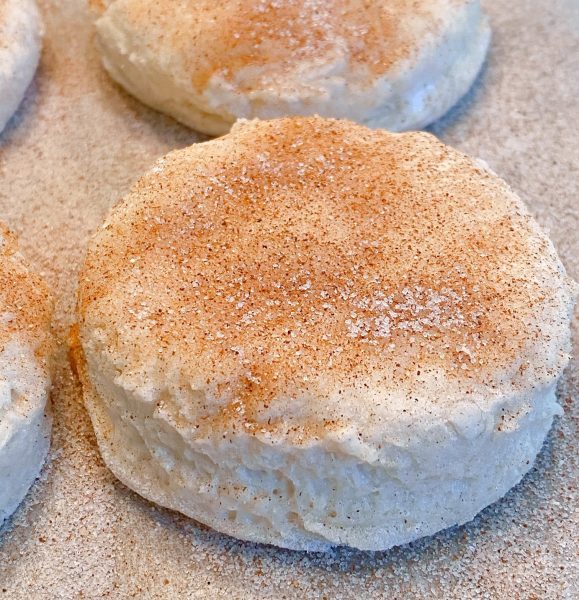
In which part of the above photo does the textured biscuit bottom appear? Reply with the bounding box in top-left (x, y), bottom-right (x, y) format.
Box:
top-left (77, 342), bottom-right (561, 551)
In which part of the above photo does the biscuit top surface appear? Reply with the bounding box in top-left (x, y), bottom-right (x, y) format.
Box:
top-left (79, 117), bottom-right (575, 439)
top-left (98, 0), bottom-right (469, 92)
top-left (0, 223), bottom-right (52, 423)
top-left (0, 225), bottom-right (52, 359)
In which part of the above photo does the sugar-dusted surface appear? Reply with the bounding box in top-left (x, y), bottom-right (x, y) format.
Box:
top-left (94, 0), bottom-right (489, 135)
top-left (0, 0), bottom-right (577, 597)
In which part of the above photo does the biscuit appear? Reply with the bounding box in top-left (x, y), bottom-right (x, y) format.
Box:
top-left (76, 117), bottom-right (577, 550)
top-left (0, 225), bottom-right (52, 525)
top-left (94, 0), bottom-right (490, 135)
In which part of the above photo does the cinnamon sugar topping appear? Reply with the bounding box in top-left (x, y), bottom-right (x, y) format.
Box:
top-left (0, 224), bottom-right (52, 362)
top-left (79, 117), bottom-right (572, 432)
top-left (108, 0), bottom-right (442, 90)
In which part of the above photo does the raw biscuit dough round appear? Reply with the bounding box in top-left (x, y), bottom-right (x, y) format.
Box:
top-left (94, 0), bottom-right (491, 135)
top-left (76, 117), bottom-right (577, 551)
